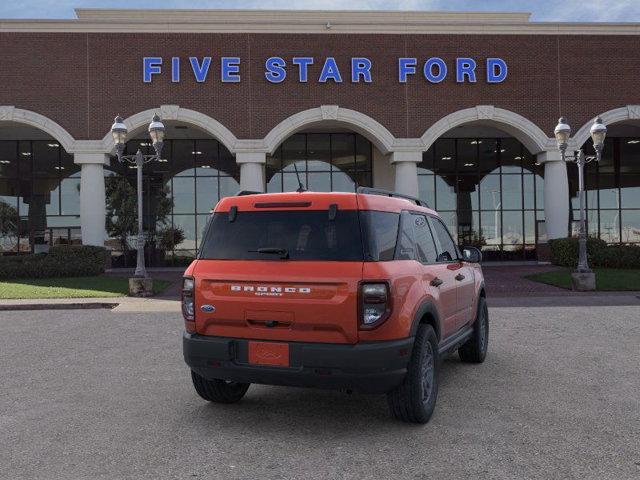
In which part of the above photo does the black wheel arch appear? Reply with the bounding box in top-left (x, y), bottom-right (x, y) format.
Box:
top-left (409, 301), bottom-right (442, 341)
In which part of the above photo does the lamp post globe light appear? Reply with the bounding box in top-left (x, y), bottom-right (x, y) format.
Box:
top-left (110, 113), bottom-right (165, 296)
top-left (553, 116), bottom-right (607, 291)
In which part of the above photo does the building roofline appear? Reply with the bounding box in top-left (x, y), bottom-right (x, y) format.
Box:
top-left (0, 9), bottom-right (638, 35)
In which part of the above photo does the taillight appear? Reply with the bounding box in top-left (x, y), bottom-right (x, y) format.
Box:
top-left (359, 282), bottom-right (392, 329)
top-left (182, 276), bottom-right (196, 332)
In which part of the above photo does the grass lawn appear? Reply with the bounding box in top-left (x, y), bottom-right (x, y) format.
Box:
top-left (526, 268), bottom-right (640, 291)
top-left (0, 276), bottom-right (172, 299)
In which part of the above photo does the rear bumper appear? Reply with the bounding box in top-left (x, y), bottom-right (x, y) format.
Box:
top-left (183, 332), bottom-right (414, 394)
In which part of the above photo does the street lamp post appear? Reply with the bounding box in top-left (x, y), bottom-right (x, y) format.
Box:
top-left (111, 114), bottom-right (165, 294)
top-left (553, 116), bottom-right (607, 290)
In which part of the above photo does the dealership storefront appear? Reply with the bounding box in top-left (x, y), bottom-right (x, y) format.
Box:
top-left (0, 9), bottom-right (639, 265)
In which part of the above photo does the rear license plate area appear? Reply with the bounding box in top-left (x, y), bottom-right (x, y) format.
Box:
top-left (248, 341), bottom-right (290, 367)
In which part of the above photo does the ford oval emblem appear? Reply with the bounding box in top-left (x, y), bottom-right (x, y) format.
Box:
top-left (200, 304), bottom-right (215, 313)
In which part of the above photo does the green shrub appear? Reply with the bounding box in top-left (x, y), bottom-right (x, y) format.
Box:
top-left (0, 245), bottom-right (107, 280)
top-left (594, 245), bottom-right (640, 269)
top-left (549, 237), bottom-right (640, 269)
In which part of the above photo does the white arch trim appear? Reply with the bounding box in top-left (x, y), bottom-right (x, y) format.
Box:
top-left (0, 106), bottom-right (76, 152)
top-left (263, 105), bottom-right (396, 155)
top-left (420, 105), bottom-right (552, 155)
top-left (100, 105), bottom-right (239, 155)
top-left (572, 105), bottom-right (640, 149)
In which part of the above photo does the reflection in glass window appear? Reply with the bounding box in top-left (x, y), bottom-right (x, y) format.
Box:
top-left (106, 138), bottom-right (239, 265)
top-left (0, 140), bottom-right (79, 253)
top-left (571, 136), bottom-right (640, 245)
top-left (419, 137), bottom-right (543, 260)
top-left (266, 133), bottom-right (372, 193)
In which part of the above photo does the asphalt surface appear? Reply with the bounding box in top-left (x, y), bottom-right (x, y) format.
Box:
top-left (1, 306), bottom-right (639, 480)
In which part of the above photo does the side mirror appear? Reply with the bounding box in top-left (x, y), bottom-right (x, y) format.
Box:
top-left (462, 246), bottom-right (482, 263)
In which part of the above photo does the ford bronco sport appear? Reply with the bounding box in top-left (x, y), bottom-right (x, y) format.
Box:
top-left (182, 187), bottom-right (488, 423)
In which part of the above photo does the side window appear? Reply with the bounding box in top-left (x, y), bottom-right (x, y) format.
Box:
top-left (429, 216), bottom-right (458, 262)
top-left (394, 211), bottom-right (416, 260)
top-left (412, 214), bottom-right (438, 264)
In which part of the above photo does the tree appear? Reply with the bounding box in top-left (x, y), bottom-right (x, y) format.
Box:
top-left (104, 176), bottom-right (174, 252)
top-left (0, 200), bottom-right (19, 251)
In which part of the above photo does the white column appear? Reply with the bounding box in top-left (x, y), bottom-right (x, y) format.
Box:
top-left (538, 151), bottom-right (569, 240)
top-left (237, 152), bottom-right (266, 192)
top-left (391, 150), bottom-right (422, 198)
top-left (75, 153), bottom-right (109, 246)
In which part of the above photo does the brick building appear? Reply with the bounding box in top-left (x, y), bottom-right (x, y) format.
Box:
top-left (0, 9), bottom-right (639, 264)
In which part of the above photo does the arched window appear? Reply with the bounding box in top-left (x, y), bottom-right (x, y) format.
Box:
top-left (0, 138), bottom-right (79, 253)
top-left (106, 137), bottom-right (239, 267)
top-left (418, 137), bottom-right (543, 261)
top-left (266, 133), bottom-right (373, 192)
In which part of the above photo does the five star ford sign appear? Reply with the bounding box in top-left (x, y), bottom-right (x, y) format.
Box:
top-left (142, 56), bottom-right (508, 84)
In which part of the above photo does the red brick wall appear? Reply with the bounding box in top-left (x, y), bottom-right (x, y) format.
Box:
top-left (0, 32), bottom-right (638, 142)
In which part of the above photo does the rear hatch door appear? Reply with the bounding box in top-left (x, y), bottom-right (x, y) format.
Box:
top-left (194, 195), bottom-right (363, 344)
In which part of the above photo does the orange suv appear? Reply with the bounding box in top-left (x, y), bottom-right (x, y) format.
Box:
top-left (182, 188), bottom-right (488, 423)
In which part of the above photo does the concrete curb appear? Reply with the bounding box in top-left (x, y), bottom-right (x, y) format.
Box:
top-left (0, 302), bottom-right (119, 311)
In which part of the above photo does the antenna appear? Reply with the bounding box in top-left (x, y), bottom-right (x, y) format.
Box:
top-left (292, 162), bottom-right (306, 192)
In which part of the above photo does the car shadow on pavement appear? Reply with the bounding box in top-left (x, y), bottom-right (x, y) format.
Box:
top-left (180, 353), bottom-right (511, 434)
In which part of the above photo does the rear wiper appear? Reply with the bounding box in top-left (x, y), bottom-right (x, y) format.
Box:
top-left (249, 247), bottom-right (290, 259)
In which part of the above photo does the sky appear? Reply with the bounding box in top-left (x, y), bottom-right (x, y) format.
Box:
top-left (0, 0), bottom-right (639, 22)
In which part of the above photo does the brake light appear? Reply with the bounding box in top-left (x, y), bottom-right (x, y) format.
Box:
top-left (182, 276), bottom-right (196, 332)
top-left (359, 282), bottom-right (392, 329)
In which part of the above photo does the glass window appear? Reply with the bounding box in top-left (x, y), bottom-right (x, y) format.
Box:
top-left (435, 139), bottom-right (456, 175)
top-left (418, 175), bottom-right (435, 208)
top-left (502, 211), bottom-right (523, 248)
top-left (621, 138), bottom-right (640, 173)
top-left (196, 177), bottom-right (219, 214)
top-left (412, 214), bottom-right (438, 263)
top-left (621, 210), bottom-right (640, 243)
top-left (429, 216), bottom-right (458, 262)
top-left (395, 211), bottom-right (416, 261)
top-left (478, 139), bottom-right (498, 176)
top-left (457, 138), bottom-right (478, 173)
top-left (501, 175), bottom-right (523, 210)
top-left (307, 134), bottom-right (332, 171)
top-left (0, 141), bottom-right (18, 178)
top-left (599, 210), bottom-right (620, 243)
top-left (360, 211), bottom-right (399, 261)
top-left (200, 210), bottom-right (364, 261)
top-left (266, 133), bottom-right (372, 193)
top-left (435, 175), bottom-right (456, 211)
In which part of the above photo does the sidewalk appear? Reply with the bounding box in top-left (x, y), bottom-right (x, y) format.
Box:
top-left (1, 265), bottom-right (637, 312)
top-left (0, 296), bottom-right (180, 312)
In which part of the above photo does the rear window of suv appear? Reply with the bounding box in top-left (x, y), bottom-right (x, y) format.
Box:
top-left (199, 209), bottom-right (400, 262)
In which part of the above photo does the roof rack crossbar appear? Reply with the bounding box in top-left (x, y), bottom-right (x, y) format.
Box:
top-left (356, 187), bottom-right (428, 208)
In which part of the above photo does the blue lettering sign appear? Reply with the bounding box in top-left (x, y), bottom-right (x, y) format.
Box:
top-left (424, 57), bottom-right (447, 83)
top-left (265, 57), bottom-right (287, 83)
top-left (398, 58), bottom-right (417, 83)
top-left (221, 57), bottom-right (241, 83)
top-left (143, 55), bottom-right (507, 85)
top-left (189, 57), bottom-right (212, 83)
top-left (456, 58), bottom-right (477, 83)
top-left (319, 57), bottom-right (342, 83)
top-left (487, 58), bottom-right (508, 83)
top-left (351, 58), bottom-right (372, 83)
top-left (171, 57), bottom-right (180, 83)
top-left (143, 57), bottom-right (162, 83)
top-left (292, 57), bottom-right (314, 82)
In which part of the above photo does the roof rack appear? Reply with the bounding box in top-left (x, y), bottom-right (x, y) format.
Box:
top-left (235, 190), bottom-right (262, 196)
top-left (356, 187), bottom-right (428, 208)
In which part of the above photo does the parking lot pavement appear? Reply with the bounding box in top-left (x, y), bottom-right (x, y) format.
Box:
top-left (1, 306), bottom-right (639, 480)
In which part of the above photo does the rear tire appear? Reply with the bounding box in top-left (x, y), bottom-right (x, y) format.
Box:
top-left (459, 296), bottom-right (489, 363)
top-left (191, 370), bottom-right (250, 403)
top-left (387, 324), bottom-right (439, 424)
